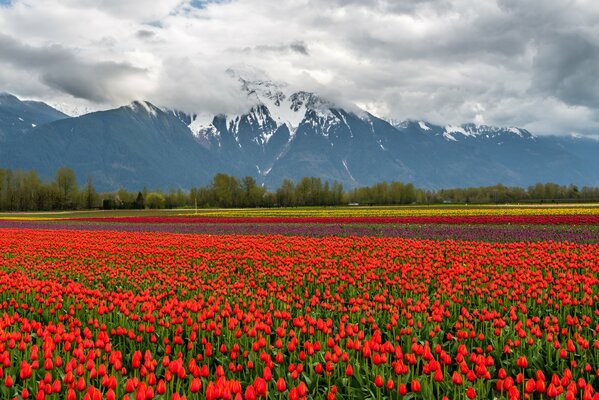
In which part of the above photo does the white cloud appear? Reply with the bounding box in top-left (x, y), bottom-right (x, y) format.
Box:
top-left (0, 0), bottom-right (598, 136)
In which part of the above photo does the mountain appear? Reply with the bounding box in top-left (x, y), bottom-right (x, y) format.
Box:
top-left (182, 75), bottom-right (599, 189)
top-left (0, 93), bottom-right (68, 140)
top-left (1, 101), bottom-right (234, 190)
top-left (1, 80), bottom-right (599, 191)
top-left (384, 121), bottom-right (595, 188)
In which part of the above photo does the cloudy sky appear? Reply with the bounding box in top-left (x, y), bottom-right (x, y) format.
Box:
top-left (1, 0), bottom-right (598, 136)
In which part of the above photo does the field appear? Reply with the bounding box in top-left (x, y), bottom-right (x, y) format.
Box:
top-left (0, 206), bottom-right (598, 399)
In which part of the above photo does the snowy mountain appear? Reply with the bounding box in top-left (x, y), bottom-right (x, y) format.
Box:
top-left (187, 71), bottom-right (333, 144)
top-left (391, 120), bottom-right (534, 142)
top-left (0, 92), bottom-right (68, 140)
top-left (1, 82), bottom-right (599, 191)
top-left (48, 102), bottom-right (100, 118)
top-left (0, 99), bottom-right (233, 190)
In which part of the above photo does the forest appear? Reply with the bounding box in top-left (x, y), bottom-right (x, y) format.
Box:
top-left (1, 167), bottom-right (598, 211)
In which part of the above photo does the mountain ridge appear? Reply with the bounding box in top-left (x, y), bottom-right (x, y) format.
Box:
top-left (1, 86), bottom-right (598, 192)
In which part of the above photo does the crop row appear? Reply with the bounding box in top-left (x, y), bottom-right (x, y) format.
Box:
top-left (67, 214), bottom-right (599, 225)
top-left (175, 206), bottom-right (599, 218)
top-left (0, 229), bottom-right (598, 399)
top-left (2, 220), bottom-right (599, 243)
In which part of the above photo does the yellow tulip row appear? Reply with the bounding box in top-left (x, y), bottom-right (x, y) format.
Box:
top-left (180, 205), bottom-right (599, 218)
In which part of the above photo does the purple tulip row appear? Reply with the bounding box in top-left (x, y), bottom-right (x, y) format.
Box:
top-left (2, 220), bottom-right (599, 243)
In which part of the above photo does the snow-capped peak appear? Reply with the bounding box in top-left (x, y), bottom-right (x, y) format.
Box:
top-left (189, 112), bottom-right (217, 138)
top-left (226, 68), bottom-right (336, 131)
top-left (49, 102), bottom-right (99, 117)
top-left (128, 100), bottom-right (159, 117)
top-left (389, 119), bottom-right (535, 142)
top-left (445, 124), bottom-right (471, 137)
top-left (443, 123), bottom-right (534, 140)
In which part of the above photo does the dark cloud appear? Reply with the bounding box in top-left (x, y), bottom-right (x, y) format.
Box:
top-left (250, 41), bottom-right (309, 56)
top-left (1, 0), bottom-right (598, 136)
top-left (289, 41), bottom-right (309, 55)
top-left (531, 35), bottom-right (599, 110)
top-left (323, 0), bottom-right (454, 14)
top-left (0, 34), bottom-right (147, 103)
top-left (136, 29), bottom-right (156, 39)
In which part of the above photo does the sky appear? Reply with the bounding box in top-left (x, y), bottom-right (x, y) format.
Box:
top-left (0, 0), bottom-right (598, 136)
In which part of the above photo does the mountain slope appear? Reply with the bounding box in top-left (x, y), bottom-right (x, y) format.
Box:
top-left (1, 101), bottom-right (234, 190)
top-left (0, 93), bottom-right (68, 140)
top-left (386, 121), bottom-right (595, 188)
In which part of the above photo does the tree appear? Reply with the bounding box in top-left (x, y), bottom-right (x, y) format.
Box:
top-left (241, 176), bottom-right (266, 207)
top-left (54, 167), bottom-right (77, 210)
top-left (116, 188), bottom-right (135, 207)
top-left (20, 170), bottom-right (42, 210)
top-left (295, 177), bottom-right (323, 206)
top-left (84, 176), bottom-right (98, 209)
top-left (331, 182), bottom-right (344, 205)
top-left (135, 192), bottom-right (145, 209)
top-left (145, 192), bottom-right (166, 209)
top-left (0, 168), bottom-right (6, 210)
top-left (276, 179), bottom-right (295, 207)
top-left (212, 173), bottom-right (241, 207)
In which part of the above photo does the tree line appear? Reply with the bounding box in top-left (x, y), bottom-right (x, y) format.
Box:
top-left (1, 167), bottom-right (599, 211)
top-left (0, 167), bottom-right (97, 211)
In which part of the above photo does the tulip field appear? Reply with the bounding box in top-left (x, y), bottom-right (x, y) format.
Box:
top-left (0, 206), bottom-right (598, 399)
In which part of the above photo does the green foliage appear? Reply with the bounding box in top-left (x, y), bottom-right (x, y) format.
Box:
top-left (1, 167), bottom-right (598, 211)
top-left (145, 192), bottom-right (166, 209)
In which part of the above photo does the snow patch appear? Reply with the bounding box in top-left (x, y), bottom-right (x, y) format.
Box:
top-left (256, 165), bottom-right (272, 176)
top-left (507, 127), bottom-right (526, 137)
top-left (50, 102), bottom-right (98, 117)
top-left (129, 101), bottom-right (157, 117)
top-left (445, 125), bottom-right (470, 137)
top-left (418, 121), bottom-right (430, 131)
top-left (443, 131), bottom-right (457, 141)
top-left (31, 123), bottom-right (36, 127)
top-left (189, 113), bottom-right (215, 136)
top-left (338, 112), bottom-right (354, 138)
top-left (390, 119), bottom-right (409, 129)
top-left (342, 159), bottom-right (356, 182)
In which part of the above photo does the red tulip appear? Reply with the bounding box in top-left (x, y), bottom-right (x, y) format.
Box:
top-left (466, 387), bottom-right (476, 399)
top-left (525, 379), bottom-right (535, 393)
top-left (156, 380), bottom-right (166, 395)
top-left (254, 377), bottom-right (267, 397)
top-left (434, 369), bottom-right (443, 382)
top-left (452, 371), bottom-right (463, 385)
top-left (547, 383), bottom-right (559, 397)
top-left (398, 383), bottom-right (407, 395)
top-left (190, 378), bottom-right (202, 393)
top-left (345, 364), bottom-right (353, 377)
top-left (106, 389), bottom-right (116, 400)
top-left (411, 380), bottom-right (421, 393)
top-left (517, 356), bottom-right (528, 368)
top-left (276, 377), bottom-right (287, 392)
top-left (244, 385), bottom-right (256, 400)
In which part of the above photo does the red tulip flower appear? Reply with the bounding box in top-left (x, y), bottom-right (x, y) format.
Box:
top-left (411, 380), bottom-right (421, 393)
top-left (345, 364), bottom-right (353, 377)
top-left (466, 387), bottom-right (476, 399)
top-left (276, 377), bottom-right (287, 392)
